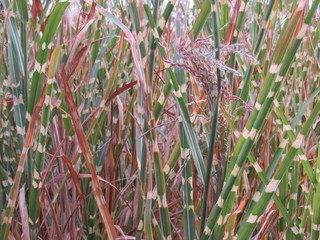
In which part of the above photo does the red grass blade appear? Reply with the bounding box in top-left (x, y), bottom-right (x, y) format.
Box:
top-left (61, 69), bottom-right (118, 239)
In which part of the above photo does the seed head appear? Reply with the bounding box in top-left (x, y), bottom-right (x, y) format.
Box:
top-left (163, 36), bottom-right (256, 112)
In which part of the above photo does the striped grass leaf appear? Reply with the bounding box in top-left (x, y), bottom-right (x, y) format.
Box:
top-left (144, 2), bottom-right (206, 185)
top-left (237, 101), bottom-right (320, 239)
top-left (4, 0), bottom-right (28, 158)
top-left (28, 45), bottom-right (63, 231)
top-left (200, 1), bottom-right (319, 239)
top-left (233, 0), bottom-right (277, 112)
top-left (174, 18), bottom-right (196, 239)
top-left (191, 0), bottom-right (211, 40)
top-left (61, 69), bottom-right (118, 239)
top-left (214, 109), bottom-right (293, 239)
top-left (26, 1), bottom-right (70, 124)
top-left (0, 80), bottom-right (47, 240)
top-left (127, 3), bottom-right (149, 238)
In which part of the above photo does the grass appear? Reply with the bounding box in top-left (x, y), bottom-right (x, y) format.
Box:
top-left (0, 0), bottom-right (319, 239)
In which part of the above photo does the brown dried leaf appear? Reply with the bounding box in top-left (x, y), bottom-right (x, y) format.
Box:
top-left (224, 0), bottom-right (240, 45)
top-left (62, 69), bottom-right (118, 239)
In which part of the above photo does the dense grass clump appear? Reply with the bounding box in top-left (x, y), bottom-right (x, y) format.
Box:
top-left (0, 0), bottom-right (319, 239)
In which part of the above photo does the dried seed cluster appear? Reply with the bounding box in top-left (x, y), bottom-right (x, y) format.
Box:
top-left (163, 36), bottom-right (256, 163)
top-left (163, 36), bottom-right (253, 111)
